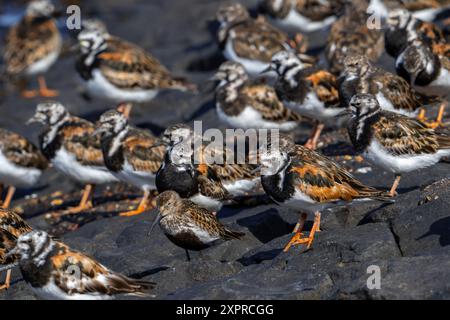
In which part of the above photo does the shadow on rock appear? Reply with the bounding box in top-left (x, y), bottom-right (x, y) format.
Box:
top-left (417, 216), bottom-right (450, 247)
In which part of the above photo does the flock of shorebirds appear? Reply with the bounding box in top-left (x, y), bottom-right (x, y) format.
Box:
top-left (0, 0), bottom-right (449, 299)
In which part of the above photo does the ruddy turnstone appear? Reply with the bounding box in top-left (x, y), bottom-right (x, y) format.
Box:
top-left (258, 134), bottom-right (392, 252)
top-left (396, 36), bottom-right (450, 95)
top-left (9, 230), bottom-right (156, 299)
top-left (75, 29), bottom-right (197, 108)
top-left (396, 38), bottom-right (449, 127)
top-left (369, 0), bottom-right (450, 22)
top-left (0, 208), bottom-right (32, 291)
top-left (155, 125), bottom-right (234, 212)
top-left (27, 102), bottom-right (118, 214)
top-left (348, 93), bottom-right (450, 196)
top-left (150, 191), bottom-right (244, 261)
top-left (268, 50), bottom-right (343, 149)
top-left (0, 128), bottom-right (47, 209)
top-left (213, 61), bottom-right (302, 131)
top-left (340, 55), bottom-right (436, 120)
top-left (95, 110), bottom-right (165, 216)
top-left (215, 2), bottom-right (309, 76)
top-left (385, 8), bottom-right (446, 59)
top-left (4, 0), bottom-right (61, 98)
top-left (258, 0), bottom-right (343, 33)
top-left (156, 123), bottom-right (260, 199)
top-left (325, 0), bottom-right (384, 75)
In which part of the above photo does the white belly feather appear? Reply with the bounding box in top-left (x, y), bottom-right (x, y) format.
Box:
top-left (0, 151), bottom-right (42, 188)
top-left (52, 148), bottom-right (117, 185)
top-left (85, 70), bottom-right (158, 102)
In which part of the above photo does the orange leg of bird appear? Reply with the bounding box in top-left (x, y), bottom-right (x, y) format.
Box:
top-left (306, 212), bottom-right (321, 249)
top-left (37, 76), bottom-right (58, 97)
top-left (64, 184), bottom-right (94, 214)
top-left (120, 189), bottom-right (152, 217)
top-left (417, 102), bottom-right (447, 129)
top-left (417, 109), bottom-right (426, 122)
top-left (427, 102), bottom-right (446, 129)
top-left (1, 186), bottom-right (16, 209)
top-left (283, 213), bottom-right (309, 252)
top-left (304, 122), bottom-right (325, 150)
top-left (389, 175), bottom-right (401, 197)
top-left (0, 269), bottom-right (12, 291)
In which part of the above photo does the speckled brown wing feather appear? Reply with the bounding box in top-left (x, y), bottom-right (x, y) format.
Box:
top-left (0, 209), bottom-right (32, 265)
top-left (0, 128), bottom-right (47, 170)
top-left (373, 113), bottom-right (446, 155)
top-left (403, 0), bottom-right (440, 11)
top-left (50, 242), bottom-right (154, 296)
top-left (197, 175), bottom-right (233, 201)
top-left (59, 117), bottom-right (105, 167)
top-left (289, 146), bottom-right (390, 202)
top-left (230, 18), bottom-right (302, 62)
top-left (181, 200), bottom-right (244, 240)
top-left (242, 83), bottom-right (302, 123)
top-left (365, 71), bottom-right (424, 112)
top-left (4, 16), bottom-right (61, 75)
top-left (97, 36), bottom-right (187, 90)
top-left (122, 129), bottom-right (165, 174)
top-left (295, 0), bottom-right (342, 21)
top-left (306, 70), bottom-right (340, 106)
top-left (195, 144), bottom-right (258, 183)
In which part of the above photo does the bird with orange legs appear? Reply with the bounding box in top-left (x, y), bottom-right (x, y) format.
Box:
top-left (4, 0), bottom-right (61, 98)
top-left (258, 134), bottom-right (392, 252)
top-left (95, 110), bottom-right (165, 216)
top-left (27, 102), bottom-right (117, 214)
top-left (348, 93), bottom-right (450, 198)
top-left (0, 128), bottom-right (47, 209)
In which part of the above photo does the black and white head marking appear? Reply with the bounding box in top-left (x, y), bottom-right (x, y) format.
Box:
top-left (26, 0), bottom-right (55, 18)
top-left (349, 93), bottom-right (381, 141)
top-left (97, 110), bottom-right (129, 157)
top-left (78, 30), bottom-right (108, 65)
top-left (29, 101), bottom-right (69, 148)
top-left (214, 61), bottom-right (248, 101)
top-left (270, 51), bottom-right (304, 87)
top-left (13, 230), bottom-right (54, 267)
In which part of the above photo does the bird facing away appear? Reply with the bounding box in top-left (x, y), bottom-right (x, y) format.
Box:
top-left (4, 0), bottom-right (62, 98)
top-left (95, 110), bottom-right (165, 216)
top-left (9, 230), bottom-right (156, 299)
top-left (215, 2), bottom-right (309, 76)
top-left (0, 128), bottom-right (48, 209)
top-left (348, 93), bottom-right (450, 196)
top-left (27, 101), bottom-right (118, 214)
top-left (325, 0), bottom-right (384, 75)
top-left (258, 135), bottom-right (392, 252)
top-left (0, 208), bottom-right (32, 291)
top-left (151, 191), bottom-right (245, 261)
top-left (258, 0), bottom-right (344, 33)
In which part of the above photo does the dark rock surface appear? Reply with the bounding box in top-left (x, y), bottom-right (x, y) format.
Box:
top-left (0, 0), bottom-right (449, 300)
